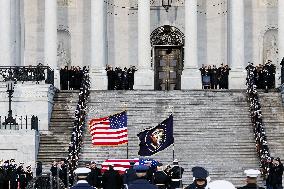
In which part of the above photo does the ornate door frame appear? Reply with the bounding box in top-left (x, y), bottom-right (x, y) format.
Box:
top-left (150, 25), bottom-right (185, 90)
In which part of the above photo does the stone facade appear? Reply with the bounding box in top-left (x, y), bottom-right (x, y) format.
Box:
top-left (0, 129), bottom-right (39, 169)
top-left (0, 83), bottom-right (55, 131)
top-left (0, 0), bottom-right (282, 88)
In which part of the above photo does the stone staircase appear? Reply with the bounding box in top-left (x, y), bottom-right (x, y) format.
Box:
top-left (37, 90), bottom-right (79, 171)
top-left (79, 90), bottom-right (261, 187)
top-left (258, 91), bottom-right (284, 159)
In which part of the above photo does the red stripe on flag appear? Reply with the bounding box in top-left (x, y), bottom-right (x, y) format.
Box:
top-left (92, 129), bottom-right (128, 135)
top-left (92, 140), bottom-right (128, 146)
top-left (89, 117), bottom-right (108, 123)
top-left (101, 159), bottom-right (139, 174)
top-left (90, 126), bottom-right (110, 131)
top-left (92, 134), bottom-right (128, 140)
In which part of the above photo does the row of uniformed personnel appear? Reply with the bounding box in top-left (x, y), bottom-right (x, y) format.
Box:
top-left (0, 159), bottom-right (33, 189)
top-left (71, 164), bottom-right (265, 189)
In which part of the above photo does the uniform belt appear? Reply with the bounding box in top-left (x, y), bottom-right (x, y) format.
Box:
top-left (171, 179), bottom-right (182, 181)
top-left (156, 184), bottom-right (165, 186)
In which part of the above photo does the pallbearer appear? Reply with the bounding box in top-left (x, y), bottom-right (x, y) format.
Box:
top-left (237, 169), bottom-right (265, 189)
top-left (184, 166), bottom-right (209, 189)
top-left (71, 168), bottom-right (95, 189)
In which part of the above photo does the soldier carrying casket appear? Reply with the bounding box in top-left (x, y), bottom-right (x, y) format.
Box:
top-left (168, 159), bottom-right (184, 189)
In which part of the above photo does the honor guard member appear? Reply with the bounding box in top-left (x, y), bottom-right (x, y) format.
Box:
top-left (123, 161), bottom-right (137, 187)
top-left (152, 162), bottom-right (170, 189)
top-left (237, 169), bottom-right (264, 189)
top-left (184, 166), bottom-right (210, 189)
top-left (128, 165), bottom-right (158, 189)
top-left (169, 159), bottom-right (184, 189)
top-left (71, 167), bottom-right (95, 189)
top-left (207, 180), bottom-right (236, 189)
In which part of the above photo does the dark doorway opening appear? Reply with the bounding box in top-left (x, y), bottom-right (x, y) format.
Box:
top-left (154, 47), bottom-right (183, 90)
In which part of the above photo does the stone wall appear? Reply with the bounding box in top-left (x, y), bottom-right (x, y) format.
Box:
top-left (0, 129), bottom-right (39, 169)
top-left (0, 83), bottom-right (55, 131)
top-left (281, 84), bottom-right (284, 104)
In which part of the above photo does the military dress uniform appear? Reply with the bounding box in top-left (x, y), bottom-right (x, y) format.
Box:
top-left (71, 168), bottom-right (95, 189)
top-left (237, 183), bottom-right (265, 189)
top-left (128, 165), bottom-right (158, 189)
top-left (169, 160), bottom-right (184, 189)
top-left (123, 162), bottom-right (137, 186)
top-left (152, 163), bottom-right (171, 189)
top-left (184, 167), bottom-right (209, 189)
top-left (237, 169), bottom-right (265, 189)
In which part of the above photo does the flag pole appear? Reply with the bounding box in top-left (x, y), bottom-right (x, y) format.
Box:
top-left (173, 142), bottom-right (175, 161)
top-left (127, 142), bottom-right (129, 159)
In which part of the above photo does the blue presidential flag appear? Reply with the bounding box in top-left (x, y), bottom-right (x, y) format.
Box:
top-left (137, 115), bottom-right (174, 156)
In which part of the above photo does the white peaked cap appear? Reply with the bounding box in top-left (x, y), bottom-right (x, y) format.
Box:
top-left (74, 167), bottom-right (91, 175)
top-left (244, 169), bottom-right (261, 178)
top-left (207, 180), bottom-right (236, 189)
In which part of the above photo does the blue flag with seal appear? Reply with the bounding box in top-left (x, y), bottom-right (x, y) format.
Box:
top-left (137, 115), bottom-right (174, 156)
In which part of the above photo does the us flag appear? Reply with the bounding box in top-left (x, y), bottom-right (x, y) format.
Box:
top-left (101, 159), bottom-right (139, 174)
top-left (89, 111), bottom-right (128, 146)
top-left (101, 158), bottom-right (158, 174)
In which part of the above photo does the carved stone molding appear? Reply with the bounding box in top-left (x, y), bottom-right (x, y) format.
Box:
top-left (150, 25), bottom-right (185, 46)
top-left (57, 0), bottom-right (76, 8)
top-left (258, 0), bottom-right (278, 7)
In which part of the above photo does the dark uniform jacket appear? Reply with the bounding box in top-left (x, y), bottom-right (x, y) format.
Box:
top-left (128, 178), bottom-right (158, 189)
top-left (267, 163), bottom-right (284, 186)
top-left (102, 169), bottom-right (122, 189)
top-left (237, 183), bottom-right (265, 189)
top-left (70, 182), bottom-right (95, 189)
top-left (152, 171), bottom-right (170, 188)
top-left (123, 167), bottom-right (137, 184)
top-left (87, 167), bottom-right (102, 187)
top-left (184, 183), bottom-right (206, 189)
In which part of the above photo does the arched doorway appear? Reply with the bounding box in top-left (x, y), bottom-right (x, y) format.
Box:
top-left (151, 25), bottom-right (184, 90)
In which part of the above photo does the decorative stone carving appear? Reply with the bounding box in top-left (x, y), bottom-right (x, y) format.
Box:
top-left (57, 41), bottom-right (70, 68)
top-left (150, 25), bottom-right (185, 46)
top-left (263, 29), bottom-right (279, 65)
top-left (57, 0), bottom-right (76, 7)
top-left (150, 0), bottom-right (185, 7)
top-left (259, 0), bottom-right (278, 7)
top-left (57, 29), bottom-right (71, 68)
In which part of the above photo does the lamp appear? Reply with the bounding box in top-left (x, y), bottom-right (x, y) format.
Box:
top-left (162, 0), bottom-right (172, 12)
top-left (2, 80), bottom-right (18, 126)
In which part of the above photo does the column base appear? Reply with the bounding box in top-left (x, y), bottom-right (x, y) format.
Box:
top-left (134, 69), bottom-right (154, 90)
top-left (275, 69), bottom-right (281, 88)
top-left (181, 69), bottom-right (202, 89)
top-left (90, 69), bottom-right (108, 90)
top-left (229, 69), bottom-right (247, 89)
top-left (53, 69), bottom-right (60, 90)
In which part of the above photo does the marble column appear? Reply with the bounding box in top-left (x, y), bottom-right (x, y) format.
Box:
top-left (181, 0), bottom-right (201, 89)
top-left (229, 0), bottom-right (246, 89)
top-left (90, 0), bottom-right (108, 90)
top-left (44, 0), bottom-right (59, 88)
top-left (278, 0), bottom-right (284, 87)
top-left (0, 0), bottom-right (11, 67)
top-left (134, 0), bottom-right (154, 90)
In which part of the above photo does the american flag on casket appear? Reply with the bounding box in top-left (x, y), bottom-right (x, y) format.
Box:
top-left (101, 158), bottom-right (159, 174)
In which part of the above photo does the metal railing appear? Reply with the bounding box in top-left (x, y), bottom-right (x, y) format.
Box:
top-left (0, 66), bottom-right (54, 85)
top-left (26, 173), bottom-right (65, 189)
top-left (0, 115), bottom-right (39, 131)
